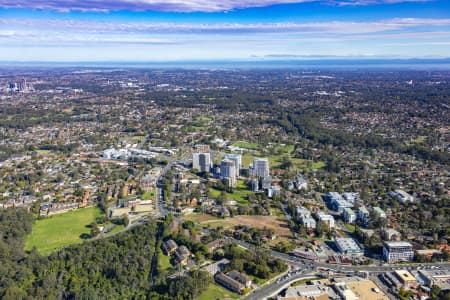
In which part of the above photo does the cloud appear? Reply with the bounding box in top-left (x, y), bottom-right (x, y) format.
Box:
top-left (0, 0), bottom-right (313, 12)
top-left (2, 18), bottom-right (450, 36)
top-left (0, 0), bottom-right (432, 12)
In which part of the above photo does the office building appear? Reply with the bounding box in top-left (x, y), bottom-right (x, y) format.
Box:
top-left (383, 241), bottom-right (414, 263)
top-left (253, 157), bottom-right (270, 178)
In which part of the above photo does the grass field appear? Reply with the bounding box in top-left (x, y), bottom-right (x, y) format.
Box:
top-left (195, 283), bottom-right (240, 300)
top-left (209, 180), bottom-right (252, 205)
top-left (232, 141), bottom-right (260, 150)
top-left (25, 206), bottom-right (103, 254)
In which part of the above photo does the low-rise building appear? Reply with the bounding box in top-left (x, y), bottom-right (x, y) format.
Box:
top-left (358, 207), bottom-right (370, 224)
top-left (382, 241), bottom-right (414, 263)
top-left (343, 208), bottom-right (357, 223)
top-left (162, 239), bottom-right (178, 255)
top-left (335, 238), bottom-right (363, 255)
top-left (389, 190), bottom-right (414, 203)
top-left (373, 206), bottom-right (387, 219)
top-left (317, 211), bottom-right (335, 228)
top-left (215, 272), bottom-right (245, 294)
top-left (302, 217), bottom-right (317, 229)
top-left (394, 270), bottom-right (418, 289)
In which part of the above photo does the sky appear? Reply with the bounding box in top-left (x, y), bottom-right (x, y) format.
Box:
top-left (0, 0), bottom-right (449, 61)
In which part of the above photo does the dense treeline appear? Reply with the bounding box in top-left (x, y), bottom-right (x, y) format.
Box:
top-left (0, 209), bottom-right (210, 299)
top-left (281, 111), bottom-right (449, 165)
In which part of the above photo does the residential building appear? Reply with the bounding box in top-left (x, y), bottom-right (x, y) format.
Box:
top-left (193, 152), bottom-right (211, 173)
top-left (253, 157), bottom-right (270, 178)
top-left (215, 272), bottom-right (245, 294)
top-left (389, 189), bottom-right (414, 203)
top-left (268, 186), bottom-right (281, 198)
top-left (302, 217), bottom-right (317, 229)
top-left (317, 211), bottom-right (335, 228)
top-left (343, 208), bottom-right (357, 223)
top-left (335, 238), bottom-right (364, 255)
top-left (325, 192), bottom-right (353, 213)
top-left (173, 245), bottom-right (191, 265)
top-left (358, 207), bottom-right (370, 224)
top-left (295, 206), bottom-right (311, 219)
top-left (373, 206), bottom-right (387, 219)
top-left (193, 144), bottom-right (210, 153)
top-left (261, 175), bottom-right (272, 190)
top-left (224, 153), bottom-right (241, 177)
top-left (162, 239), bottom-right (178, 255)
top-left (382, 228), bottom-right (401, 241)
top-left (220, 158), bottom-right (237, 187)
top-left (383, 241), bottom-right (414, 263)
top-left (227, 270), bottom-right (252, 288)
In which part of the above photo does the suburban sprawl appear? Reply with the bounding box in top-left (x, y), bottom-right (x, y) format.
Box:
top-left (0, 68), bottom-right (449, 300)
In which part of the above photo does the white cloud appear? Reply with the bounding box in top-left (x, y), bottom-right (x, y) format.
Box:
top-left (0, 0), bottom-right (432, 12)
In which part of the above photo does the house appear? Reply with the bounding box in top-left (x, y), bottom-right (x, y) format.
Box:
top-left (162, 239), bottom-right (178, 255)
top-left (382, 228), bottom-right (401, 241)
top-left (173, 245), bottom-right (191, 265)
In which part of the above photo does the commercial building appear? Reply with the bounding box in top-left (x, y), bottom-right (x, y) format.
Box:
top-left (224, 153), bottom-right (241, 177)
top-left (382, 241), bottom-right (414, 263)
top-left (335, 238), bottom-right (364, 255)
top-left (193, 152), bottom-right (211, 173)
top-left (252, 158), bottom-right (270, 178)
top-left (343, 208), bottom-right (357, 223)
top-left (394, 270), bottom-right (418, 289)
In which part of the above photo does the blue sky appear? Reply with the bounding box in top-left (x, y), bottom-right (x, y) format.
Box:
top-left (0, 0), bottom-right (449, 61)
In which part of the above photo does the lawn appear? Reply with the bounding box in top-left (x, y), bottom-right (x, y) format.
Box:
top-left (25, 206), bottom-right (103, 254)
top-left (158, 250), bottom-right (172, 271)
top-left (232, 141), bottom-right (260, 150)
top-left (209, 180), bottom-right (252, 205)
top-left (243, 151), bottom-right (324, 171)
top-left (141, 188), bottom-right (157, 200)
top-left (195, 283), bottom-right (240, 300)
top-left (344, 223), bottom-right (356, 232)
top-left (195, 116), bottom-right (213, 122)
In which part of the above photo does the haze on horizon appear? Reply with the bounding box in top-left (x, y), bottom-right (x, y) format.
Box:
top-left (1, 0), bottom-right (450, 62)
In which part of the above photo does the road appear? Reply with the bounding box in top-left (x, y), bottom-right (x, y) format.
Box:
top-left (231, 237), bottom-right (450, 299)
